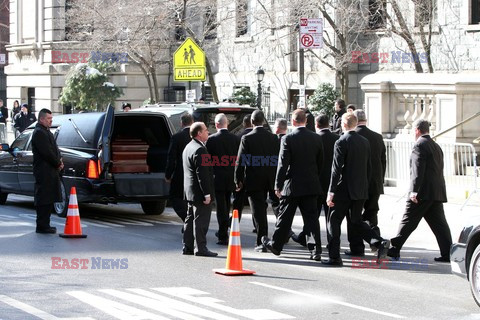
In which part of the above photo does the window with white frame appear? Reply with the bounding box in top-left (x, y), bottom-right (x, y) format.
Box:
top-left (236, 0), bottom-right (249, 37)
top-left (368, 0), bottom-right (386, 29)
top-left (472, 0), bottom-right (480, 24)
top-left (414, 0), bottom-right (435, 27)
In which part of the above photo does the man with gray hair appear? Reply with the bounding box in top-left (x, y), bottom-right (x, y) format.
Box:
top-left (387, 119), bottom-right (452, 262)
top-left (345, 109), bottom-right (387, 256)
top-left (273, 118), bottom-right (288, 136)
top-left (206, 113), bottom-right (239, 245)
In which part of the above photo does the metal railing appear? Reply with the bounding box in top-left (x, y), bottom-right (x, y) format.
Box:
top-left (384, 139), bottom-right (478, 209)
top-left (432, 111), bottom-right (480, 141)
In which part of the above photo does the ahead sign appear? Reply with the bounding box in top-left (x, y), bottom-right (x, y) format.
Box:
top-left (173, 38), bottom-right (206, 81)
top-left (299, 18), bottom-right (323, 49)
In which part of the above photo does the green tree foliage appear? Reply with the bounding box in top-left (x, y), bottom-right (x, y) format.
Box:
top-left (308, 83), bottom-right (340, 117)
top-left (59, 62), bottom-right (123, 112)
top-left (232, 87), bottom-right (257, 107)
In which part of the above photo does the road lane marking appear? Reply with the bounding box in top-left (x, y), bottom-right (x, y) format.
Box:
top-left (153, 287), bottom-right (294, 320)
top-left (0, 294), bottom-right (94, 320)
top-left (67, 291), bottom-right (170, 320)
top-left (250, 282), bottom-right (405, 319)
top-left (102, 288), bottom-right (235, 320)
top-left (0, 233), bottom-right (28, 238)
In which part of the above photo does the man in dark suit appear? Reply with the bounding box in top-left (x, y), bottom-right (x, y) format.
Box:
top-left (232, 114), bottom-right (253, 220)
top-left (323, 113), bottom-right (389, 266)
top-left (265, 109), bottom-right (324, 260)
top-left (271, 118), bottom-right (288, 218)
top-left (235, 110), bottom-right (278, 252)
top-left (165, 113), bottom-right (193, 222)
top-left (297, 106), bottom-right (315, 132)
top-left (331, 99), bottom-right (346, 134)
top-left (31, 109), bottom-right (63, 234)
top-left (182, 122), bottom-right (217, 257)
top-left (345, 109), bottom-right (387, 256)
top-left (291, 114), bottom-right (339, 247)
top-left (388, 119), bottom-right (452, 262)
top-left (205, 113), bottom-right (239, 245)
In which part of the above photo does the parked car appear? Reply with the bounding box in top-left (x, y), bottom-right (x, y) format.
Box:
top-left (450, 216), bottom-right (480, 306)
top-left (0, 106), bottom-right (174, 216)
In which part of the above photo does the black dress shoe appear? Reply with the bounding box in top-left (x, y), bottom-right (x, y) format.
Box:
top-left (182, 249), bottom-right (194, 255)
top-left (321, 258), bottom-right (343, 266)
top-left (291, 233), bottom-right (307, 247)
top-left (310, 250), bottom-right (322, 261)
top-left (195, 250), bottom-right (218, 257)
top-left (254, 244), bottom-right (267, 252)
top-left (344, 250), bottom-right (365, 257)
top-left (216, 239), bottom-right (228, 245)
top-left (387, 248), bottom-right (400, 260)
top-left (434, 256), bottom-right (450, 262)
top-left (375, 239), bottom-right (390, 261)
top-left (265, 241), bottom-right (281, 256)
top-left (36, 227), bottom-right (57, 234)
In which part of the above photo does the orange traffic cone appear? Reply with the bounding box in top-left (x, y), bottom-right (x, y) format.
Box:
top-left (213, 209), bottom-right (255, 276)
top-left (59, 187), bottom-right (87, 238)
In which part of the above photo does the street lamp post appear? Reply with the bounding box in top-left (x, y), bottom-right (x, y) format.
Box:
top-left (256, 68), bottom-right (265, 109)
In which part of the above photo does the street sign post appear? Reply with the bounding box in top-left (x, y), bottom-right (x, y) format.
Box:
top-left (299, 18), bottom-right (323, 49)
top-left (298, 18), bottom-right (323, 107)
top-left (173, 38), bottom-right (206, 81)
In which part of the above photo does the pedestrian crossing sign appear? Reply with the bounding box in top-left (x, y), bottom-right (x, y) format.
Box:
top-left (173, 37), bottom-right (206, 81)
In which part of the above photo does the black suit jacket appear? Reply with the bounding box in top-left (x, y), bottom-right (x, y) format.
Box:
top-left (182, 139), bottom-right (214, 204)
top-left (165, 127), bottom-right (191, 197)
top-left (318, 129), bottom-right (339, 195)
top-left (205, 129), bottom-right (239, 192)
top-left (355, 125), bottom-right (386, 195)
top-left (238, 127), bottom-right (253, 137)
top-left (331, 109), bottom-right (346, 134)
top-left (329, 130), bottom-right (371, 200)
top-left (410, 135), bottom-right (447, 202)
top-left (235, 127), bottom-right (279, 192)
top-left (32, 123), bottom-right (62, 206)
top-left (275, 127), bottom-right (324, 197)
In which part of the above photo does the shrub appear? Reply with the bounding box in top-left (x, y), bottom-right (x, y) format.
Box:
top-left (308, 83), bottom-right (340, 117)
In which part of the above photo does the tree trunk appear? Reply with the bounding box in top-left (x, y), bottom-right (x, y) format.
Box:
top-left (389, 0), bottom-right (424, 73)
top-left (132, 56), bottom-right (154, 103)
top-left (151, 67), bottom-right (160, 103)
top-left (337, 67), bottom-right (348, 101)
top-left (205, 56), bottom-right (219, 103)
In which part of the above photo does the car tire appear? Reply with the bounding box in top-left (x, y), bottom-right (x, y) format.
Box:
top-left (141, 200), bottom-right (166, 215)
top-left (0, 192), bottom-right (7, 205)
top-left (469, 245), bottom-right (480, 307)
top-left (54, 182), bottom-right (69, 218)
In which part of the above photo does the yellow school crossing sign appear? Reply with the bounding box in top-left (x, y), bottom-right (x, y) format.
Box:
top-left (173, 37), bottom-right (206, 81)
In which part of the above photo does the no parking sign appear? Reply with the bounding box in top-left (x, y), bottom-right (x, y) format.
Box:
top-left (299, 18), bottom-right (323, 49)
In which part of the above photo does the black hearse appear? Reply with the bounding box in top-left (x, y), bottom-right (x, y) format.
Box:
top-left (0, 106), bottom-right (173, 216)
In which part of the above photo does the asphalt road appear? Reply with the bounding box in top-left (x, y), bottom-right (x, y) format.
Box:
top-left (1, 189), bottom-right (480, 320)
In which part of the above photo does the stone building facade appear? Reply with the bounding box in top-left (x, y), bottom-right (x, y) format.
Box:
top-left (4, 0), bottom-right (480, 131)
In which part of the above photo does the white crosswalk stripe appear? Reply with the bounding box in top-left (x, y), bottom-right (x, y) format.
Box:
top-left (0, 287), bottom-right (295, 320)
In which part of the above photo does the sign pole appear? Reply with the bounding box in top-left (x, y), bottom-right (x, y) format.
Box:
top-left (299, 48), bottom-right (305, 108)
top-left (299, 18), bottom-right (323, 109)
